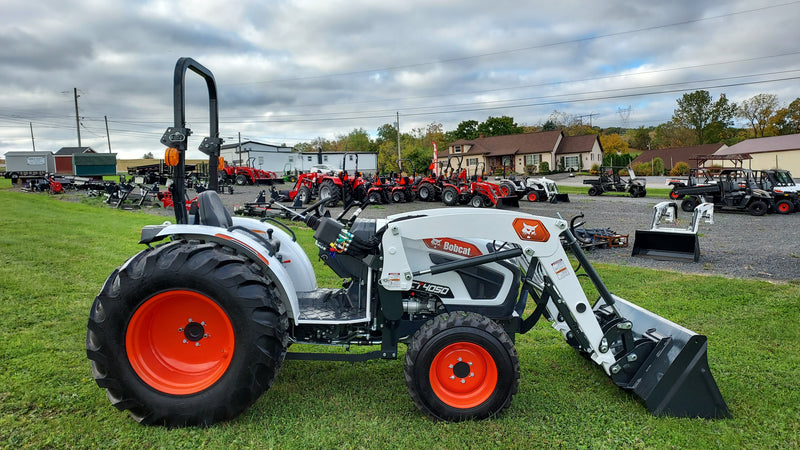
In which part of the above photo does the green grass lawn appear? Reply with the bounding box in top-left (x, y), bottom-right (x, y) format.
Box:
top-left (1, 187), bottom-right (798, 448)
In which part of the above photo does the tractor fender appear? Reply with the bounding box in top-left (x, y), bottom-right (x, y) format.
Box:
top-left (143, 219), bottom-right (314, 322)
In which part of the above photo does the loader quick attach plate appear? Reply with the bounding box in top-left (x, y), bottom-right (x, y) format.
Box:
top-left (596, 296), bottom-right (730, 419)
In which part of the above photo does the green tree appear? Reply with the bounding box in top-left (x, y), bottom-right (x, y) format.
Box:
top-left (737, 94), bottom-right (778, 138)
top-left (142, 152), bottom-right (154, 159)
top-left (335, 128), bottom-right (373, 153)
top-left (541, 119), bottom-right (558, 131)
top-left (652, 157), bottom-right (665, 176)
top-left (628, 126), bottom-right (652, 150)
top-left (448, 120), bottom-right (479, 141)
top-left (768, 98), bottom-right (800, 135)
top-left (651, 120), bottom-right (695, 149)
top-left (672, 90), bottom-right (737, 144)
top-left (476, 116), bottom-right (523, 137)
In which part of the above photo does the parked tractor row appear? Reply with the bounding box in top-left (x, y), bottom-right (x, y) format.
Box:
top-left (272, 155), bottom-right (529, 209)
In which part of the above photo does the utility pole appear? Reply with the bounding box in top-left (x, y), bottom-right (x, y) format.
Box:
top-left (30, 122), bottom-right (35, 151)
top-left (104, 115), bottom-right (112, 153)
top-left (73, 87), bottom-right (82, 147)
top-left (396, 112), bottom-right (401, 171)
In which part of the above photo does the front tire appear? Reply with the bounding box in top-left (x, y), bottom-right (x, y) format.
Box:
top-left (86, 241), bottom-right (288, 426)
top-left (587, 186), bottom-right (599, 196)
top-left (235, 174), bottom-right (249, 186)
top-left (404, 312), bottom-right (519, 421)
top-left (417, 183), bottom-right (434, 201)
top-left (318, 180), bottom-right (341, 206)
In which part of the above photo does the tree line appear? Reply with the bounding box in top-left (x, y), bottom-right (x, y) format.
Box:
top-left (292, 91), bottom-right (800, 174)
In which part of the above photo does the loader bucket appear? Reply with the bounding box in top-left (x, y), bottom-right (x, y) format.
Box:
top-left (496, 195), bottom-right (520, 209)
top-left (631, 230), bottom-right (700, 262)
top-left (594, 296), bottom-right (730, 419)
top-left (554, 193), bottom-right (570, 202)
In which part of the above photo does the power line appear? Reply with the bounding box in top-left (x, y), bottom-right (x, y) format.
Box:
top-left (229, 1), bottom-right (800, 86)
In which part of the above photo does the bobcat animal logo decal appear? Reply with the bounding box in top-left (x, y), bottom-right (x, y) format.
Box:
top-left (512, 218), bottom-right (550, 242)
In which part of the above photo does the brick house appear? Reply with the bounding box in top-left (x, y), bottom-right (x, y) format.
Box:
top-left (446, 131), bottom-right (603, 175)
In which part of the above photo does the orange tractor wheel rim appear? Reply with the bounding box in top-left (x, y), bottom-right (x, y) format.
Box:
top-left (126, 290), bottom-right (235, 395)
top-left (429, 342), bottom-right (498, 409)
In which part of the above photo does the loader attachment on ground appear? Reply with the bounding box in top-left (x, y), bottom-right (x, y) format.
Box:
top-left (497, 195), bottom-right (520, 208)
top-left (592, 295), bottom-right (730, 418)
top-left (553, 193), bottom-right (570, 202)
top-left (631, 230), bottom-right (699, 261)
top-left (631, 201), bottom-right (713, 262)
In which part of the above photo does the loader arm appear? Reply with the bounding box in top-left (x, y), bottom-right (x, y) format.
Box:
top-left (380, 207), bottom-right (729, 418)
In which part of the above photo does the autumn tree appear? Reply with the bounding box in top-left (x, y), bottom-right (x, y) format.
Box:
top-left (768, 98), bottom-right (800, 135)
top-left (737, 93), bottom-right (778, 137)
top-left (672, 90), bottom-right (737, 144)
top-left (599, 133), bottom-right (629, 165)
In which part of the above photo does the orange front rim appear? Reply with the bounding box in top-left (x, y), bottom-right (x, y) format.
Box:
top-left (527, 192), bottom-right (537, 202)
top-left (126, 290), bottom-right (235, 395)
top-left (429, 342), bottom-right (497, 409)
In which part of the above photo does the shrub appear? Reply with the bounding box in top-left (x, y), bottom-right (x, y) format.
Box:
top-left (670, 161), bottom-right (690, 176)
top-left (538, 161), bottom-right (550, 175)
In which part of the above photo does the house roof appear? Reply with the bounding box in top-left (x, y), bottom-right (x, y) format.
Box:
top-left (557, 134), bottom-right (600, 155)
top-left (715, 133), bottom-right (800, 155)
top-left (55, 147), bottom-right (95, 155)
top-left (631, 143), bottom-right (726, 169)
top-left (451, 130), bottom-right (564, 157)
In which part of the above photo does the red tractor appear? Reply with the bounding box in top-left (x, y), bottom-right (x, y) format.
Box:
top-left (220, 158), bottom-right (278, 186)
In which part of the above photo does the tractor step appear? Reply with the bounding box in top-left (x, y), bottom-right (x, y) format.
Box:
top-left (296, 288), bottom-right (368, 322)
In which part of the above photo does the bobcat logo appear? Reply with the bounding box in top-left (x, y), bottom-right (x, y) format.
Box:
top-left (520, 223), bottom-right (539, 238)
top-left (429, 238), bottom-right (442, 249)
top-left (512, 218), bottom-right (550, 242)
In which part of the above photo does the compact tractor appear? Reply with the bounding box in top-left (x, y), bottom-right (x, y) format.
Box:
top-left (86, 58), bottom-right (728, 427)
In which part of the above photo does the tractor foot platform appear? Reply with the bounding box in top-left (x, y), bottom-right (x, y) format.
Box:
top-left (296, 288), bottom-right (368, 322)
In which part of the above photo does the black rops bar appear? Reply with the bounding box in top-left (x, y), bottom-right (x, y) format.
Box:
top-left (413, 248), bottom-right (523, 277)
top-left (161, 57), bottom-right (221, 224)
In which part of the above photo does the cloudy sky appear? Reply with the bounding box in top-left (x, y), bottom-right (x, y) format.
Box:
top-left (2, 0), bottom-right (799, 159)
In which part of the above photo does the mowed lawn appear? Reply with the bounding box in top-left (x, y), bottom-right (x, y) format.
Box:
top-left (0, 184), bottom-right (798, 449)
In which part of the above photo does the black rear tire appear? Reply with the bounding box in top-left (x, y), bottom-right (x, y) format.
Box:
top-left (235, 174), bottom-right (249, 186)
top-left (86, 241), bottom-right (288, 426)
top-left (404, 312), bottom-right (519, 421)
top-left (392, 190), bottom-right (404, 203)
top-left (681, 197), bottom-right (698, 212)
top-left (587, 186), bottom-right (599, 196)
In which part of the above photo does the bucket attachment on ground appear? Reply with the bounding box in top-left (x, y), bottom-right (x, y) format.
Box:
top-left (632, 201), bottom-right (713, 262)
top-left (497, 195), bottom-right (520, 209)
top-left (593, 295), bottom-right (730, 418)
top-left (553, 193), bottom-right (570, 202)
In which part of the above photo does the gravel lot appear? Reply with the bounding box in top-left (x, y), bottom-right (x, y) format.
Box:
top-left (205, 179), bottom-right (799, 283)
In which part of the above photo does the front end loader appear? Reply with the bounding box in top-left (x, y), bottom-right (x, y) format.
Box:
top-left (86, 58), bottom-right (729, 427)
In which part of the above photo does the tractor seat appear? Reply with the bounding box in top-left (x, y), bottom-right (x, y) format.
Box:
top-left (196, 190), bottom-right (232, 228)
